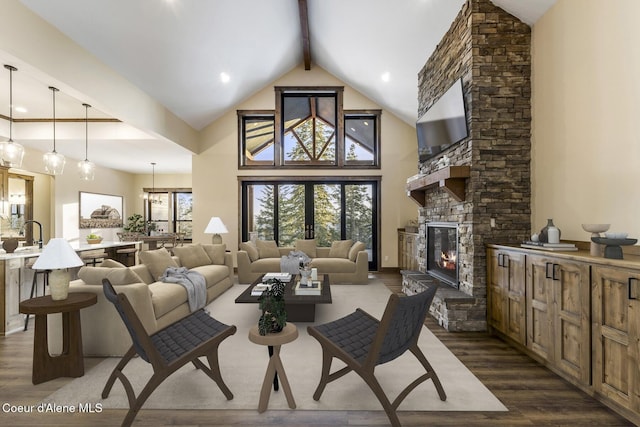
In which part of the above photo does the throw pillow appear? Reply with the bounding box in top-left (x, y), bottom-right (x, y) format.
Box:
top-left (256, 240), bottom-right (280, 258)
top-left (100, 258), bottom-right (126, 268)
top-left (295, 239), bottom-right (317, 258)
top-left (172, 244), bottom-right (212, 269)
top-left (139, 247), bottom-right (180, 281)
top-left (202, 243), bottom-right (226, 265)
top-left (239, 241), bottom-right (259, 261)
top-left (78, 266), bottom-right (144, 286)
top-left (349, 241), bottom-right (367, 262)
top-left (329, 239), bottom-right (353, 259)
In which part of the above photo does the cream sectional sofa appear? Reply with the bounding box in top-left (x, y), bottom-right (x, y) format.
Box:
top-left (47, 244), bottom-right (234, 356)
top-left (237, 239), bottom-right (368, 285)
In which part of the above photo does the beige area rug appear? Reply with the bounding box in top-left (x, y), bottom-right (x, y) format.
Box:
top-left (43, 282), bottom-right (507, 412)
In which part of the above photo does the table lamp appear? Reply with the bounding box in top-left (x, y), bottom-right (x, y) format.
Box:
top-left (32, 238), bottom-right (84, 300)
top-left (205, 217), bottom-right (228, 244)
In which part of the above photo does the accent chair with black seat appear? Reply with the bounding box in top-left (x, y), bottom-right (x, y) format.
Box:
top-left (101, 278), bottom-right (237, 427)
top-left (307, 283), bottom-right (446, 427)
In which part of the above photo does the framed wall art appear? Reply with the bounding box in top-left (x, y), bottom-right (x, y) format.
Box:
top-left (79, 191), bottom-right (123, 229)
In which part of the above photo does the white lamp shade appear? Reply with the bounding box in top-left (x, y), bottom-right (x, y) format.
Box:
top-left (32, 238), bottom-right (84, 270)
top-left (205, 217), bottom-right (228, 234)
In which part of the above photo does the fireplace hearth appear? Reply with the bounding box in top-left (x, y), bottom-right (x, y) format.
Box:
top-left (426, 222), bottom-right (459, 288)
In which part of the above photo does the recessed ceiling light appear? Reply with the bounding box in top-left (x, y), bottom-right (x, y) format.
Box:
top-left (220, 72), bottom-right (230, 83)
top-left (381, 72), bottom-right (390, 82)
top-left (363, 121), bottom-right (369, 126)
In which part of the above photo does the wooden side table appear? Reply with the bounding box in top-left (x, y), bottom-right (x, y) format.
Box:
top-left (248, 323), bottom-right (298, 413)
top-left (19, 292), bottom-right (97, 385)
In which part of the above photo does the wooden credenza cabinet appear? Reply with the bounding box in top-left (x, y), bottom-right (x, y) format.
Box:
top-left (398, 229), bottom-right (419, 270)
top-left (526, 254), bottom-right (590, 384)
top-left (487, 248), bottom-right (526, 345)
top-left (487, 244), bottom-right (640, 424)
top-left (592, 264), bottom-right (640, 415)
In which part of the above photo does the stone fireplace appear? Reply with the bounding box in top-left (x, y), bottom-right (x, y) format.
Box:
top-left (402, 0), bottom-right (532, 332)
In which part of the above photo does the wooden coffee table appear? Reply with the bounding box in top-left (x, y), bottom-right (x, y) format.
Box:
top-left (235, 274), bottom-right (332, 322)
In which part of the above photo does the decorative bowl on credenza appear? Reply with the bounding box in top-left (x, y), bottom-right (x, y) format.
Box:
top-left (591, 236), bottom-right (637, 259)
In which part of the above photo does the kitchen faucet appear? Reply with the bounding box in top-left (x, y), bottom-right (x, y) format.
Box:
top-left (19, 220), bottom-right (43, 249)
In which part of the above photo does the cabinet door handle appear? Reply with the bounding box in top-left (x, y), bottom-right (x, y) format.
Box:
top-left (498, 253), bottom-right (503, 267)
top-left (552, 264), bottom-right (560, 281)
top-left (629, 277), bottom-right (638, 300)
top-left (503, 255), bottom-right (509, 269)
top-left (545, 262), bottom-right (553, 279)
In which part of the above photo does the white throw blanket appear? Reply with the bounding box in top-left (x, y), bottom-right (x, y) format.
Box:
top-left (160, 266), bottom-right (207, 312)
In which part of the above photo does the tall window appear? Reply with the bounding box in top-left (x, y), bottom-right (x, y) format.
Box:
top-left (145, 189), bottom-right (192, 240)
top-left (241, 178), bottom-right (379, 270)
top-left (238, 87), bottom-right (381, 169)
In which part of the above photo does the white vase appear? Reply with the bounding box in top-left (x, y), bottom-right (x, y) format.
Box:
top-left (547, 226), bottom-right (560, 244)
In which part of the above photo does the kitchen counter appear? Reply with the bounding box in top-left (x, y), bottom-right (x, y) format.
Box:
top-left (0, 240), bottom-right (140, 260)
top-left (0, 240), bottom-right (140, 336)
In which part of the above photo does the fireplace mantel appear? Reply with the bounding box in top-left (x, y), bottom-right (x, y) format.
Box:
top-left (406, 165), bottom-right (470, 204)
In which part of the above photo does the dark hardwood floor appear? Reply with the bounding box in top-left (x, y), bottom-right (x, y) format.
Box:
top-left (0, 272), bottom-right (634, 426)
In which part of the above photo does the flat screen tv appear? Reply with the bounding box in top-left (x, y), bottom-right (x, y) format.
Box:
top-left (416, 78), bottom-right (468, 162)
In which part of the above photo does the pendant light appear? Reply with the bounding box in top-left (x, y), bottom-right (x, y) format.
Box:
top-left (78, 103), bottom-right (95, 180)
top-left (1, 64), bottom-right (25, 167)
top-left (150, 162), bottom-right (162, 204)
top-left (43, 86), bottom-right (65, 175)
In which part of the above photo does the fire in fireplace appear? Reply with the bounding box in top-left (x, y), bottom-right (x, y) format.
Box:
top-left (426, 222), bottom-right (459, 288)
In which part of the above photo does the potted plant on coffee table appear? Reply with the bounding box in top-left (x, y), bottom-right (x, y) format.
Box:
top-left (257, 278), bottom-right (287, 336)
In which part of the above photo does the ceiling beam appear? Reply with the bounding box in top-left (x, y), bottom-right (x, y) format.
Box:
top-left (298, 0), bottom-right (311, 70)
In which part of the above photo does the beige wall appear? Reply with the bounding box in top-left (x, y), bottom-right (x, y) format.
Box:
top-left (195, 66), bottom-right (418, 268)
top-left (531, 0), bottom-right (640, 240)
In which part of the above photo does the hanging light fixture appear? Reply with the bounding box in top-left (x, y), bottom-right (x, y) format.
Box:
top-left (150, 162), bottom-right (162, 204)
top-left (1, 64), bottom-right (25, 167)
top-left (43, 86), bottom-right (65, 175)
top-left (78, 103), bottom-right (95, 180)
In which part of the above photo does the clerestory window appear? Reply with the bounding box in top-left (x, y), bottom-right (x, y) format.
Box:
top-left (238, 87), bottom-right (380, 169)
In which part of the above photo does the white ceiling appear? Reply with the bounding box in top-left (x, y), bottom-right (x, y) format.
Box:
top-left (0, 0), bottom-right (556, 174)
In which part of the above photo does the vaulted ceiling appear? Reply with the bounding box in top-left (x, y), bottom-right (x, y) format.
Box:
top-left (0, 0), bottom-right (556, 174)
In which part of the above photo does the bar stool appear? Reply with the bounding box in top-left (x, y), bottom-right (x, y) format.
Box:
top-left (24, 258), bottom-right (50, 331)
top-left (116, 247), bottom-right (137, 266)
top-left (81, 250), bottom-right (109, 266)
top-left (116, 232), bottom-right (139, 266)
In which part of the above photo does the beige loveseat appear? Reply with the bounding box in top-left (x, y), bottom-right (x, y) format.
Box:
top-left (237, 239), bottom-right (368, 285)
top-left (48, 244), bottom-right (234, 356)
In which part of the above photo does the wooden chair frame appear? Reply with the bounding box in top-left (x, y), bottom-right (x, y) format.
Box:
top-left (101, 279), bottom-right (236, 427)
top-left (307, 284), bottom-right (446, 427)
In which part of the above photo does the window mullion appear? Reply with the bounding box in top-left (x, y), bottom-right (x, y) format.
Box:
top-left (274, 88), bottom-right (284, 166)
top-left (336, 89), bottom-right (345, 167)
